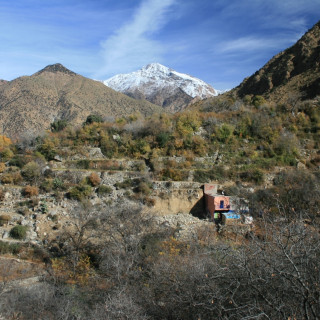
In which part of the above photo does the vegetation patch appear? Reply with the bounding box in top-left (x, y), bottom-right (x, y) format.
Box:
top-left (10, 225), bottom-right (28, 240)
top-left (0, 240), bottom-right (22, 255)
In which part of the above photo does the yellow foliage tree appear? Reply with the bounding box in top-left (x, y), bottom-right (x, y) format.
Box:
top-left (0, 135), bottom-right (12, 152)
top-left (51, 255), bottom-right (93, 286)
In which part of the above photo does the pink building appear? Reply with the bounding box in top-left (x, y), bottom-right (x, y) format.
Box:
top-left (204, 184), bottom-right (231, 218)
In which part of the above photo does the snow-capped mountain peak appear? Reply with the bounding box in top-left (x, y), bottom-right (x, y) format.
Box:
top-left (103, 63), bottom-right (217, 111)
top-left (142, 62), bottom-right (170, 74)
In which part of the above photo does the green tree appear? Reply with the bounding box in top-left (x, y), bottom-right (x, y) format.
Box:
top-left (51, 119), bottom-right (68, 132)
top-left (84, 114), bottom-right (103, 125)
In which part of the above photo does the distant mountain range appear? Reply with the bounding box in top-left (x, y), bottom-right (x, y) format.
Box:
top-left (0, 20), bottom-right (319, 140)
top-left (234, 20), bottom-right (320, 102)
top-left (0, 64), bottom-right (162, 139)
top-left (104, 63), bottom-right (217, 112)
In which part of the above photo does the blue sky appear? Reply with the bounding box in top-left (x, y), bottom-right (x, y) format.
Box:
top-left (0, 0), bottom-right (319, 90)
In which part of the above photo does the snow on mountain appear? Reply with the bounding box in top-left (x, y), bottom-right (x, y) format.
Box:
top-left (103, 63), bottom-right (217, 109)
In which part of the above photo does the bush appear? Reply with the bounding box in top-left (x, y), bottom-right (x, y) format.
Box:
top-left (40, 201), bottom-right (48, 214)
top-left (1, 171), bottom-right (23, 184)
top-left (87, 172), bottom-right (101, 187)
top-left (240, 169), bottom-right (264, 184)
top-left (51, 119), bottom-right (68, 132)
top-left (0, 148), bottom-right (13, 161)
top-left (159, 168), bottom-right (185, 181)
top-left (10, 225), bottom-right (28, 240)
top-left (135, 181), bottom-right (151, 195)
top-left (0, 162), bottom-right (5, 173)
top-left (68, 184), bottom-right (92, 201)
top-left (97, 185), bottom-right (113, 195)
top-left (84, 114), bottom-right (103, 125)
top-left (193, 167), bottom-right (228, 183)
top-left (252, 95), bottom-right (266, 107)
top-left (115, 179), bottom-right (134, 189)
top-left (53, 177), bottom-right (64, 190)
top-left (21, 161), bottom-right (41, 183)
top-left (76, 159), bottom-right (91, 169)
top-left (216, 123), bottom-right (234, 143)
top-left (23, 185), bottom-right (39, 197)
top-left (0, 214), bottom-right (11, 226)
top-left (36, 138), bottom-right (57, 160)
top-left (40, 179), bottom-right (53, 192)
top-left (0, 240), bottom-right (22, 254)
top-left (8, 155), bottom-right (29, 168)
top-left (0, 135), bottom-right (12, 155)
top-left (156, 132), bottom-right (172, 148)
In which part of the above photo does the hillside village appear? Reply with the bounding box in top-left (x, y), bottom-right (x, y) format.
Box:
top-left (0, 20), bottom-right (319, 320)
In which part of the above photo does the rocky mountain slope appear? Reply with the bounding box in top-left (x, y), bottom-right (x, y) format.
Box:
top-left (0, 64), bottom-right (162, 140)
top-left (234, 20), bottom-right (320, 103)
top-left (104, 63), bottom-right (217, 112)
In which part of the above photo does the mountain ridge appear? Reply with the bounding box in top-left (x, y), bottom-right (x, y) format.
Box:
top-left (0, 64), bottom-right (163, 140)
top-left (233, 20), bottom-right (320, 102)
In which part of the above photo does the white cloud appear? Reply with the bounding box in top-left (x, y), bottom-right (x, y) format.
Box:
top-left (217, 35), bottom-right (299, 54)
top-left (97, 0), bottom-right (176, 78)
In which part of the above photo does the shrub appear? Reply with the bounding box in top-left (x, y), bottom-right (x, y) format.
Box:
top-left (87, 172), bottom-right (101, 187)
top-left (0, 240), bottom-right (22, 254)
top-left (10, 225), bottom-right (28, 240)
top-left (216, 123), bottom-right (234, 143)
top-left (252, 95), bottom-right (266, 107)
top-left (51, 119), bottom-right (68, 132)
top-left (135, 181), bottom-right (151, 195)
top-left (176, 111), bottom-right (201, 136)
top-left (193, 167), bottom-right (228, 183)
top-left (0, 214), bottom-right (11, 226)
top-left (21, 161), bottom-right (41, 183)
top-left (0, 162), bottom-right (5, 173)
top-left (84, 114), bottom-right (103, 125)
top-left (193, 170), bottom-right (213, 183)
top-left (159, 168), bottom-right (185, 181)
top-left (40, 179), bottom-right (53, 192)
top-left (1, 171), bottom-right (23, 184)
top-left (53, 177), bottom-right (64, 190)
top-left (40, 201), bottom-right (48, 214)
top-left (0, 148), bottom-right (14, 161)
top-left (240, 169), bottom-right (264, 184)
top-left (97, 185), bottom-right (113, 195)
top-left (8, 155), bottom-right (29, 168)
top-left (0, 134), bottom-right (12, 152)
top-left (23, 185), bottom-right (39, 197)
top-left (68, 184), bottom-right (92, 201)
top-left (76, 159), bottom-right (91, 169)
top-left (36, 138), bottom-right (57, 160)
top-left (156, 132), bottom-right (172, 148)
top-left (115, 179), bottom-right (134, 189)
